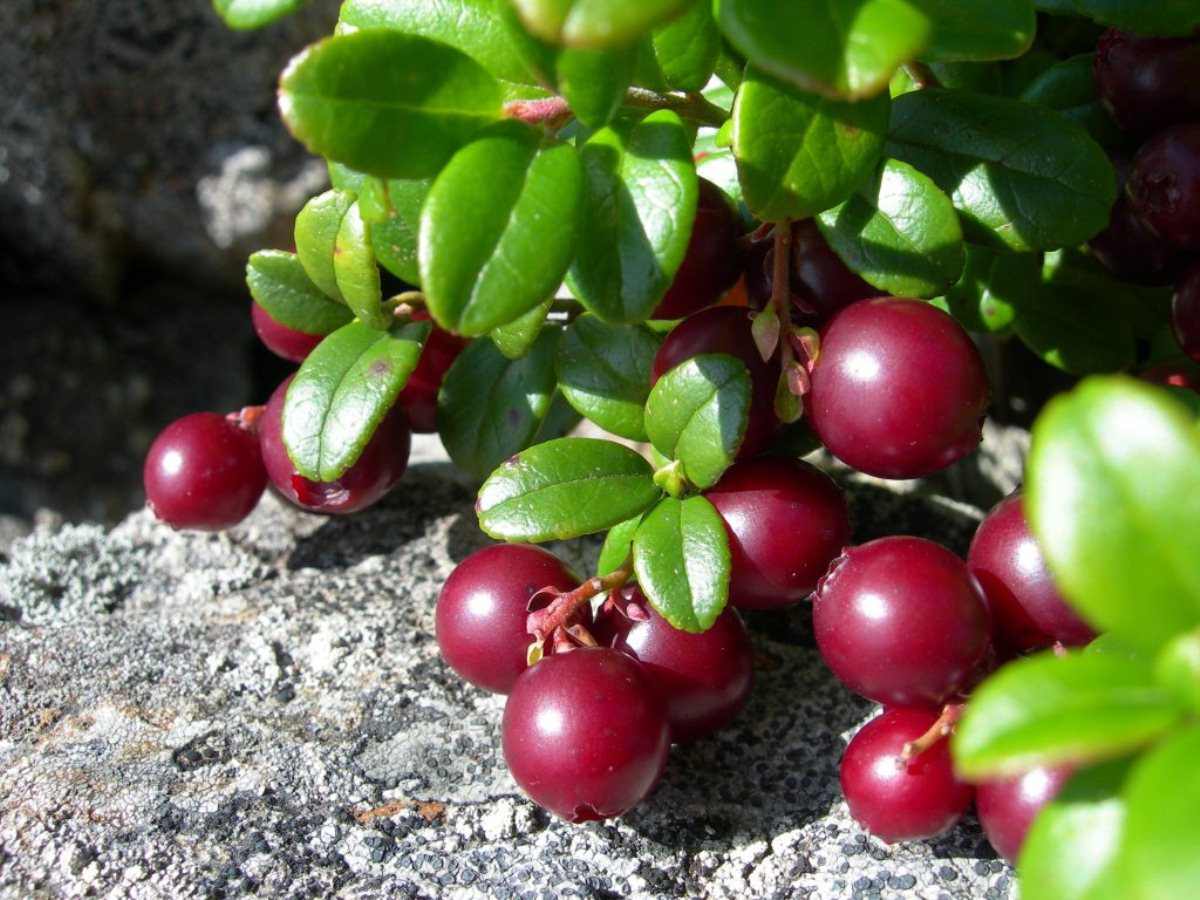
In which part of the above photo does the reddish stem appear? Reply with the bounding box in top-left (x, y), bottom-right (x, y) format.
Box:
top-left (903, 62), bottom-right (943, 91)
top-left (900, 702), bottom-right (965, 764)
top-left (504, 97), bottom-right (571, 125)
top-left (527, 555), bottom-right (635, 644)
top-left (226, 405), bottom-right (266, 435)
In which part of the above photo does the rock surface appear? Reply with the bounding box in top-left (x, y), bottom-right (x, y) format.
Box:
top-left (0, 462), bottom-right (1016, 898)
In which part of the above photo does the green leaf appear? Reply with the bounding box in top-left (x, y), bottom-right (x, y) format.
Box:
top-left (491, 301), bottom-right (552, 360)
top-left (533, 389), bottom-right (584, 442)
top-left (213, 0), bottom-right (309, 29)
top-left (1011, 250), bottom-right (1137, 375)
top-left (556, 45), bottom-right (635, 129)
top-left (1027, 376), bottom-right (1200, 653)
top-left (279, 31), bottom-right (502, 179)
top-left (339, 0), bottom-right (548, 94)
top-left (437, 329), bottom-right (560, 479)
top-left (597, 514), bottom-right (643, 574)
top-left (886, 89), bottom-right (1117, 252)
top-left (282, 319), bottom-right (430, 482)
top-left (717, 0), bottom-right (931, 100)
top-left (644, 353), bottom-right (750, 489)
top-left (556, 315), bottom-right (660, 441)
top-left (476, 437), bottom-right (661, 541)
top-left (650, 0), bottom-right (720, 91)
top-left (333, 201), bottom-right (386, 329)
top-left (1154, 631), bottom-right (1200, 712)
top-left (328, 164), bottom-right (431, 286)
top-left (1020, 54), bottom-right (1127, 151)
top-left (568, 110), bottom-right (697, 324)
top-left (1065, 0), bottom-right (1200, 37)
top-left (246, 251), bottom-right (355, 335)
top-left (1018, 759), bottom-right (1130, 900)
top-left (953, 651), bottom-right (1186, 780)
top-left (508, 0), bottom-right (685, 48)
top-left (633, 495), bottom-right (730, 632)
top-left (1117, 726), bottom-right (1200, 898)
top-left (816, 158), bottom-right (963, 299)
top-left (932, 245), bottom-right (1037, 334)
top-left (910, 0), bottom-right (1035, 62)
top-left (295, 190), bottom-right (356, 302)
top-left (732, 69), bottom-right (890, 222)
top-left (420, 124), bottom-right (583, 336)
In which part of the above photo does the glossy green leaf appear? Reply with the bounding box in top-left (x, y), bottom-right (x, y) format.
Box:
top-left (421, 124), bottom-right (583, 336)
top-left (650, 0), bottom-right (720, 91)
top-left (246, 251), bottom-right (354, 336)
top-left (816, 158), bottom-right (963, 299)
top-left (633, 495), bottom-right (730, 632)
top-left (328, 164), bottom-right (430, 286)
top-left (476, 437), bottom-right (661, 541)
top-left (1028, 376), bottom-right (1200, 653)
top-left (282, 319), bottom-right (430, 481)
top-left (491, 302), bottom-right (552, 361)
top-left (279, 31), bottom-right (502, 179)
top-left (1020, 54), bottom-right (1127, 150)
top-left (1064, 0), bottom-right (1200, 37)
top-left (1012, 250), bottom-right (1137, 375)
top-left (597, 514), bottom-right (643, 575)
top-left (910, 0), bottom-right (1035, 62)
top-left (295, 190), bottom-right (355, 302)
top-left (568, 110), bottom-right (697, 324)
top-left (333, 201), bottom-right (386, 329)
top-left (437, 330), bottom-right (559, 479)
top-left (1154, 631), bottom-right (1200, 711)
top-left (732, 69), bottom-right (890, 222)
top-left (886, 89), bottom-right (1117, 251)
top-left (717, 0), bottom-right (930, 100)
top-left (213, 0), bottom-right (309, 29)
top-left (556, 315), bottom-right (660, 441)
top-left (933, 245), bottom-right (1037, 334)
top-left (557, 45), bottom-right (635, 128)
top-left (508, 0), bottom-right (684, 48)
top-left (533, 389), bottom-right (584, 442)
top-left (644, 353), bottom-right (750, 489)
top-left (953, 651), bottom-right (1185, 780)
top-left (1117, 727), bottom-right (1200, 897)
top-left (1018, 760), bottom-right (1130, 900)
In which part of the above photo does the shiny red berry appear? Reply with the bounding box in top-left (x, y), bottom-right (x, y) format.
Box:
top-left (250, 301), bottom-right (324, 363)
top-left (653, 179), bottom-right (745, 319)
top-left (1127, 122), bottom-right (1200, 251)
top-left (1171, 259), bottom-right (1200, 363)
top-left (976, 765), bottom-right (1073, 865)
top-left (1093, 29), bottom-right (1200, 139)
top-left (398, 311), bottom-right (469, 433)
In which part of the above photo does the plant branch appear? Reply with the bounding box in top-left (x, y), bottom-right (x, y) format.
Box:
top-left (902, 61), bottom-right (942, 90)
top-left (505, 89), bottom-right (729, 129)
top-left (526, 555), bottom-right (635, 646)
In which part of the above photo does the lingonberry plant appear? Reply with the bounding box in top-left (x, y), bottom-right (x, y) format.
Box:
top-left (148, 0), bottom-right (1200, 892)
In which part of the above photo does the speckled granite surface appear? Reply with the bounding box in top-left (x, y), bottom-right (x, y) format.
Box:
top-left (0, 462), bottom-right (1015, 898)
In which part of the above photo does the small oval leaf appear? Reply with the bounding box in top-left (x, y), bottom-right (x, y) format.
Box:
top-left (555, 315), bottom-right (660, 441)
top-left (509, 0), bottom-right (684, 48)
top-left (295, 189), bottom-right (355, 302)
top-left (334, 201), bottom-right (386, 329)
top-left (910, 0), bottom-right (1035, 62)
top-left (556, 45), bottom-right (635, 129)
top-left (213, 0), bottom-right (310, 29)
top-left (597, 513), bottom-right (643, 575)
top-left (246, 250), bottom-right (354, 335)
top-left (650, 0), bottom-right (720, 92)
top-left (491, 299), bottom-right (553, 360)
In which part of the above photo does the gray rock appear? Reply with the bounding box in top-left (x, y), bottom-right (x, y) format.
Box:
top-left (0, 462), bottom-right (1015, 898)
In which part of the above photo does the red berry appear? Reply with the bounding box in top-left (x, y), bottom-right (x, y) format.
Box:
top-left (840, 707), bottom-right (974, 843)
top-left (813, 536), bottom-right (992, 708)
top-left (652, 179), bottom-right (745, 319)
top-left (705, 458), bottom-right (850, 610)
top-left (1171, 259), bottom-right (1200, 363)
top-left (599, 588), bottom-right (754, 743)
top-left (1093, 29), bottom-right (1200, 139)
top-left (398, 311), bottom-right (469, 433)
top-left (1087, 192), bottom-right (1180, 286)
top-left (1126, 122), bottom-right (1200, 251)
top-left (976, 765), bottom-right (1073, 865)
top-left (250, 301), bottom-right (324, 363)
top-left (436, 544), bottom-right (584, 695)
top-left (1141, 361), bottom-right (1200, 393)
top-left (143, 412), bottom-right (267, 531)
top-left (804, 297), bottom-right (990, 479)
top-left (968, 493), bottom-right (1096, 650)
top-left (259, 376), bottom-right (410, 514)
top-left (502, 647), bottom-right (671, 822)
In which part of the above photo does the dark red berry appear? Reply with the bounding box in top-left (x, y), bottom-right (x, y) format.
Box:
top-left (968, 493), bottom-right (1097, 649)
top-left (259, 376), bottom-right (410, 514)
top-left (976, 765), bottom-right (1073, 865)
top-left (398, 311), bottom-right (469, 433)
top-left (1093, 29), bottom-right (1200, 139)
top-left (502, 647), bottom-right (671, 822)
top-left (813, 536), bottom-right (992, 708)
top-left (598, 588), bottom-right (754, 743)
top-left (840, 707), bottom-right (974, 843)
top-left (435, 544), bottom-right (584, 695)
top-left (705, 458), bottom-right (851, 610)
top-left (653, 179), bottom-right (746, 319)
top-left (250, 301), bottom-right (324, 363)
top-left (804, 297), bottom-right (990, 479)
top-left (1087, 192), bottom-right (1180, 286)
top-left (144, 412), bottom-right (267, 531)
top-left (1172, 259), bottom-right (1200, 363)
top-left (1127, 122), bottom-right (1200, 251)
top-left (1141, 361), bottom-right (1200, 393)
top-left (652, 307), bottom-right (783, 457)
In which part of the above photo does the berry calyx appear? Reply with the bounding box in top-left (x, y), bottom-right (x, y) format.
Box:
top-left (250, 301), bottom-right (324, 363)
top-left (976, 765), bottom-right (1074, 865)
top-left (502, 646), bottom-right (671, 822)
top-left (143, 412), bottom-right (267, 531)
top-left (1126, 122), bottom-right (1200, 251)
top-left (259, 375), bottom-right (411, 514)
top-left (804, 297), bottom-right (990, 480)
top-left (705, 457), bottom-right (851, 610)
